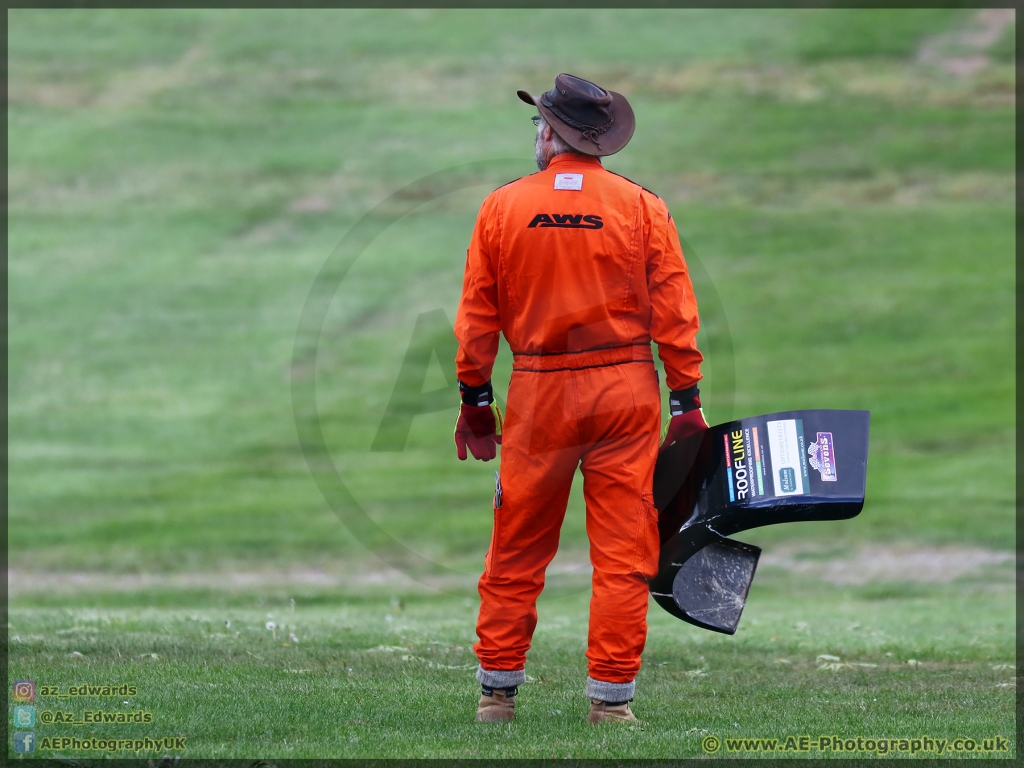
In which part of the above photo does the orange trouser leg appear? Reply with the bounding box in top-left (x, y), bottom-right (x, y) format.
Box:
top-left (474, 369), bottom-right (581, 678)
top-left (474, 361), bottom-right (660, 697)
top-left (577, 362), bottom-right (661, 697)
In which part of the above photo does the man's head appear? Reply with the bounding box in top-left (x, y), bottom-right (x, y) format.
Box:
top-left (534, 116), bottom-right (573, 171)
top-left (518, 73), bottom-right (635, 159)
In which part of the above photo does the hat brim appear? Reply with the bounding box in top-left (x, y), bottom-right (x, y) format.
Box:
top-left (518, 89), bottom-right (635, 157)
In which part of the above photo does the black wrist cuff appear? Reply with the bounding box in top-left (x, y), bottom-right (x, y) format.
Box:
top-left (459, 379), bottom-right (494, 406)
top-left (668, 385), bottom-right (701, 416)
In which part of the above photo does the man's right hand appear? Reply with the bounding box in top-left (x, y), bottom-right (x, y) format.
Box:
top-left (659, 385), bottom-right (707, 453)
top-left (660, 409), bottom-right (708, 453)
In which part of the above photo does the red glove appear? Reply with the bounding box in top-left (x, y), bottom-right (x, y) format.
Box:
top-left (455, 403), bottom-right (503, 461)
top-left (660, 409), bottom-right (709, 452)
top-left (659, 386), bottom-right (708, 453)
top-left (454, 380), bottom-right (503, 461)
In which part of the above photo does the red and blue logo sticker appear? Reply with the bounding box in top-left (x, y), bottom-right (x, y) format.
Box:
top-left (807, 432), bottom-right (837, 482)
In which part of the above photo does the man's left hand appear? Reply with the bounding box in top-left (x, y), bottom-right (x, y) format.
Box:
top-left (455, 403), bottom-right (503, 461)
top-left (455, 379), bottom-right (503, 461)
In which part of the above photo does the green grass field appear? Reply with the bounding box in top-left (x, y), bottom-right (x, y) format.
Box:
top-left (7, 8), bottom-right (1016, 759)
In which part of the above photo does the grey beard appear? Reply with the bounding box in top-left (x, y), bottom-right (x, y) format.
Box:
top-left (535, 133), bottom-right (554, 171)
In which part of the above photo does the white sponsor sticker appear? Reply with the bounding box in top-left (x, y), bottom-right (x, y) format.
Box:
top-left (554, 173), bottom-right (583, 191)
top-left (767, 419), bottom-right (806, 497)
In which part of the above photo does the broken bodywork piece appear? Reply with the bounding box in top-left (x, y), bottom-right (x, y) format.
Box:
top-left (649, 409), bottom-right (870, 634)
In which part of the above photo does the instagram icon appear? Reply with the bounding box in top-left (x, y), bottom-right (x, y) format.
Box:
top-left (12, 680), bottom-right (35, 703)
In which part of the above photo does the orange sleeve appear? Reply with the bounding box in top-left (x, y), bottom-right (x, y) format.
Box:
top-left (454, 191), bottom-right (502, 386)
top-left (643, 193), bottom-right (704, 392)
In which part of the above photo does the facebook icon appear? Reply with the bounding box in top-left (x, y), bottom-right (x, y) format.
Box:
top-left (14, 731), bottom-right (36, 753)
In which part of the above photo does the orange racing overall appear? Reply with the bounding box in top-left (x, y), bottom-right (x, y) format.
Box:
top-left (455, 153), bottom-right (703, 700)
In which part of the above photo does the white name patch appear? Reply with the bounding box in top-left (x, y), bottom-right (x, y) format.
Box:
top-left (554, 173), bottom-right (583, 191)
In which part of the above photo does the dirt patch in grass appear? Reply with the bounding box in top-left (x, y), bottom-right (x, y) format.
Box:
top-left (8, 544), bottom-right (1013, 598)
top-left (759, 543), bottom-right (1013, 585)
top-left (917, 8), bottom-right (1015, 79)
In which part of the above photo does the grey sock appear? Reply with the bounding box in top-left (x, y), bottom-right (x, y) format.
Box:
top-left (476, 665), bottom-right (526, 689)
top-left (586, 676), bottom-right (635, 702)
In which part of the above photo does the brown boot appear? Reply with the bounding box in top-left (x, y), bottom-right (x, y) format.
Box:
top-left (587, 699), bottom-right (637, 724)
top-left (476, 688), bottom-right (516, 722)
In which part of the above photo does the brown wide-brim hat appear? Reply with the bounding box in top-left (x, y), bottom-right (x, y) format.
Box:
top-left (518, 73), bottom-right (635, 157)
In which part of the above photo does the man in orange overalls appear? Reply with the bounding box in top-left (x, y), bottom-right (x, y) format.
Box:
top-left (454, 74), bottom-right (707, 724)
